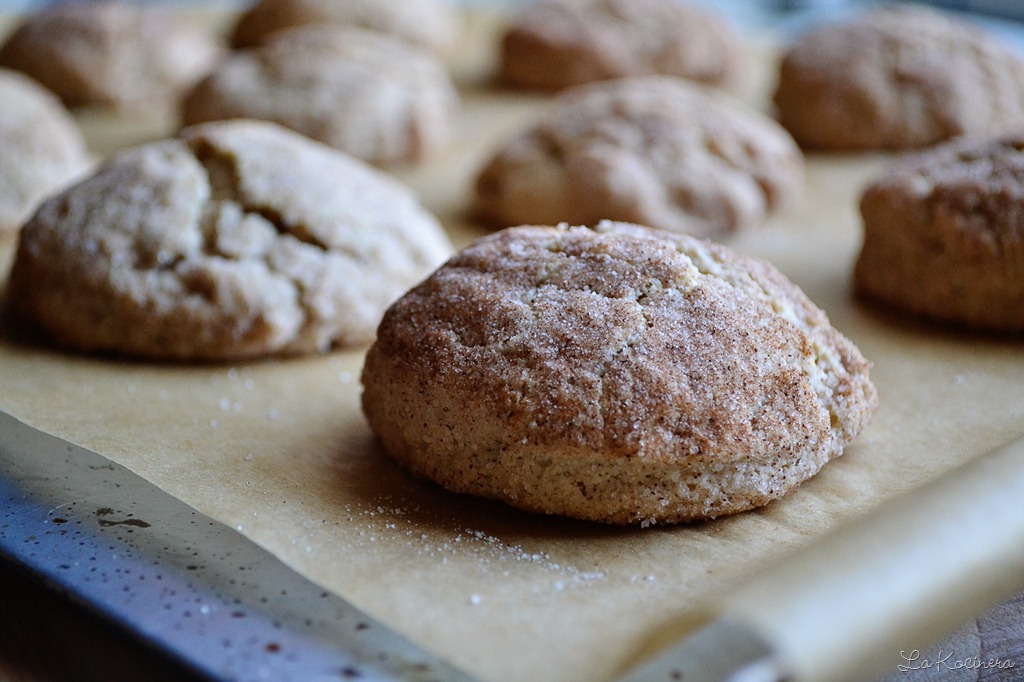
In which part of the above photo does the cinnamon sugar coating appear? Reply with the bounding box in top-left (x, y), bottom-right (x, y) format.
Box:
top-left (475, 77), bottom-right (803, 240)
top-left (0, 0), bottom-right (221, 113)
top-left (856, 134), bottom-right (1024, 332)
top-left (181, 26), bottom-right (458, 166)
top-left (8, 120), bottom-right (452, 360)
top-left (498, 0), bottom-right (739, 91)
top-left (0, 68), bottom-right (91, 235)
top-left (774, 6), bottom-right (1024, 150)
top-left (229, 0), bottom-right (460, 53)
top-left (362, 222), bottom-right (877, 524)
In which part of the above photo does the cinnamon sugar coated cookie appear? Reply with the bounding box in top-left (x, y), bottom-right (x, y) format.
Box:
top-left (230, 0), bottom-right (460, 53)
top-left (855, 135), bottom-right (1024, 333)
top-left (0, 68), bottom-right (91, 235)
top-left (181, 26), bottom-right (458, 165)
top-left (8, 120), bottom-right (453, 360)
top-left (475, 77), bottom-right (803, 239)
top-left (498, 0), bottom-right (739, 91)
top-left (773, 6), bottom-right (1024, 150)
top-left (362, 222), bottom-right (877, 525)
top-left (0, 0), bottom-right (221, 113)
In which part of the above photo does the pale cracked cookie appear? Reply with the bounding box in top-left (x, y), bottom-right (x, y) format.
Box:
top-left (7, 120), bottom-right (453, 360)
top-left (475, 77), bottom-right (803, 239)
top-left (362, 221), bottom-right (877, 525)
top-left (181, 26), bottom-right (458, 166)
top-left (774, 5), bottom-right (1024, 150)
top-left (0, 68), bottom-right (91, 236)
top-left (229, 0), bottom-right (460, 53)
top-left (855, 134), bottom-right (1024, 333)
top-left (498, 0), bottom-right (739, 91)
top-left (0, 0), bottom-right (221, 113)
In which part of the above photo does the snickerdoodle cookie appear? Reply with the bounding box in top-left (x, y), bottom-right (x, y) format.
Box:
top-left (855, 134), bottom-right (1024, 333)
top-left (773, 5), bottom-right (1024, 150)
top-left (8, 120), bottom-right (453, 360)
top-left (474, 77), bottom-right (803, 239)
top-left (180, 26), bottom-right (458, 166)
top-left (0, 68), bottom-right (91, 236)
top-left (362, 221), bottom-right (877, 525)
top-left (498, 0), bottom-right (739, 91)
top-left (0, 0), bottom-right (221, 113)
top-left (229, 0), bottom-right (460, 53)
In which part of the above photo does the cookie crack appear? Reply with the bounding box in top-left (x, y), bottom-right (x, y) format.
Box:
top-left (183, 138), bottom-right (333, 340)
top-left (698, 132), bottom-right (775, 212)
top-left (187, 138), bottom-right (333, 254)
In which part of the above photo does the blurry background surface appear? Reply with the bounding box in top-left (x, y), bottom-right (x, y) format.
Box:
top-left (6, 1), bottom-right (1023, 48)
top-left (0, 0), bottom-right (1023, 20)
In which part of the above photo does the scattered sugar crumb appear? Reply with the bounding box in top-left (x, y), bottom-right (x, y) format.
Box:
top-left (337, 497), bottom-right (607, 589)
top-left (469, 594), bottom-right (482, 605)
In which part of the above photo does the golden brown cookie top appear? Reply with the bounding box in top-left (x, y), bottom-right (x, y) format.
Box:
top-left (0, 0), bottom-right (222, 113)
top-left (180, 25), bottom-right (458, 165)
top-left (373, 221), bottom-right (875, 459)
top-left (230, 0), bottom-right (461, 53)
top-left (475, 76), bottom-right (803, 238)
top-left (774, 6), bottom-right (1024, 150)
top-left (863, 134), bottom-right (1024, 238)
top-left (499, 0), bottom-right (739, 91)
top-left (0, 68), bottom-right (91, 233)
top-left (363, 221), bottom-right (878, 523)
top-left (855, 133), bottom-right (1024, 333)
top-left (9, 120), bottom-right (452, 359)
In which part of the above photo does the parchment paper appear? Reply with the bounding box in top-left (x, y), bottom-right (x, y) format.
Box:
top-left (2, 11), bottom-right (1024, 682)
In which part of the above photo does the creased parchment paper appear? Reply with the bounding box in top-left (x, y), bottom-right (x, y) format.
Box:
top-left (2, 11), bottom-right (1024, 682)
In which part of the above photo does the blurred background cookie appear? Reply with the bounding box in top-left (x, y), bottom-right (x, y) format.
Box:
top-left (855, 134), bottom-right (1024, 333)
top-left (475, 76), bottom-right (802, 239)
top-left (181, 25), bottom-right (458, 166)
top-left (0, 0), bottom-right (222, 114)
top-left (497, 0), bottom-right (739, 91)
top-left (229, 0), bottom-right (461, 53)
top-left (774, 5), bottom-right (1024, 150)
top-left (362, 221), bottom-right (877, 525)
top-left (0, 68), bottom-right (91, 237)
top-left (7, 120), bottom-right (453, 360)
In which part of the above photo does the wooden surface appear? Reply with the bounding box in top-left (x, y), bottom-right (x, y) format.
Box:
top-left (2, 8), bottom-right (1024, 682)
